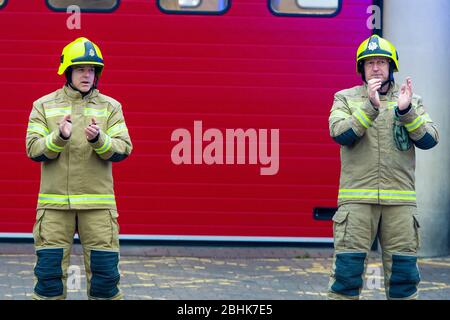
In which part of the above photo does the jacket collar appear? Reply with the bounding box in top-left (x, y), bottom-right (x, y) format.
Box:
top-left (61, 85), bottom-right (99, 103)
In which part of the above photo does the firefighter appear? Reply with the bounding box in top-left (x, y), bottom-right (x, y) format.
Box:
top-left (26, 37), bottom-right (132, 300)
top-left (327, 35), bottom-right (438, 299)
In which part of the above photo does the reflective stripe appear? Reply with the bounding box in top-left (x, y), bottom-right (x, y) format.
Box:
top-left (38, 194), bottom-right (115, 205)
top-left (45, 132), bottom-right (64, 153)
top-left (387, 101), bottom-right (397, 110)
top-left (44, 107), bottom-right (71, 118)
top-left (95, 135), bottom-right (112, 155)
top-left (404, 116), bottom-right (424, 132)
top-left (379, 190), bottom-right (416, 200)
top-left (106, 123), bottom-right (127, 137)
top-left (339, 189), bottom-right (378, 199)
top-left (354, 109), bottom-right (372, 128)
top-left (339, 189), bottom-right (416, 201)
top-left (38, 194), bottom-right (69, 205)
top-left (27, 122), bottom-right (49, 137)
top-left (69, 194), bottom-right (116, 204)
top-left (84, 108), bottom-right (111, 118)
top-left (421, 113), bottom-right (432, 122)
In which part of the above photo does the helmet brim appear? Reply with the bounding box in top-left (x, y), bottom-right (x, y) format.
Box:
top-left (58, 61), bottom-right (104, 75)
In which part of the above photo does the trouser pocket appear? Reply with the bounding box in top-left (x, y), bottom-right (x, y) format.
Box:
top-left (332, 207), bottom-right (350, 250)
top-left (412, 213), bottom-right (420, 250)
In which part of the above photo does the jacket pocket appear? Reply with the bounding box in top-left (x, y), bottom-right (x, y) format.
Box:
top-left (393, 116), bottom-right (413, 151)
top-left (332, 208), bottom-right (350, 250)
top-left (33, 209), bottom-right (46, 247)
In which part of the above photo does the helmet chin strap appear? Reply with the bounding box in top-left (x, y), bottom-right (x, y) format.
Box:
top-left (65, 67), bottom-right (97, 97)
top-left (67, 83), bottom-right (94, 97)
top-left (379, 67), bottom-right (395, 95)
top-left (379, 64), bottom-right (395, 94)
top-left (362, 75), bottom-right (393, 95)
top-left (379, 79), bottom-right (392, 95)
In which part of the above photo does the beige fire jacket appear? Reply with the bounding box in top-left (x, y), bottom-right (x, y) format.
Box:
top-left (329, 83), bottom-right (438, 206)
top-left (26, 85), bottom-right (132, 210)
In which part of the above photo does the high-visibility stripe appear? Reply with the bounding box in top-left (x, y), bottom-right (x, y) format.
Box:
top-left (44, 107), bottom-right (71, 118)
top-left (45, 133), bottom-right (64, 153)
top-left (69, 200), bottom-right (116, 204)
top-left (106, 123), bottom-right (127, 137)
top-left (387, 101), bottom-right (397, 110)
top-left (27, 122), bottom-right (49, 137)
top-left (379, 190), bottom-right (416, 200)
top-left (339, 189), bottom-right (378, 199)
top-left (422, 113), bottom-right (432, 122)
top-left (354, 109), bottom-right (372, 128)
top-left (38, 194), bottom-right (115, 205)
top-left (38, 194), bottom-right (69, 205)
top-left (405, 116), bottom-right (424, 132)
top-left (69, 194), bottom-right (116, 204)
top-left (95, 135), bottom-right (112, 154)
top-left (84, 108), bottom-right (111, 118)
top-left (339, 189), bottom-right (416, 201)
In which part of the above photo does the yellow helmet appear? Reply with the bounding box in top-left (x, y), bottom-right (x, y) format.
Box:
top-left (356, 35), bottom-right (399, 73)
top-left (57, 37), bottom-right (104, 76)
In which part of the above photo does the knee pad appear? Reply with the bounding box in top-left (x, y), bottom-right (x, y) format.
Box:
top-left (90, 250), bottom-right (120, 299)
top-left (34, 248), bottom-right (64, 298)
top-left (389, 254), bottom-right (420, 299)
top-left (331, 252), bottom-right (366, 297)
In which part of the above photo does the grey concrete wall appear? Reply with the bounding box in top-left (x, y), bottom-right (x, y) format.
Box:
top-left (384, 0), bottom-right (450, 257)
